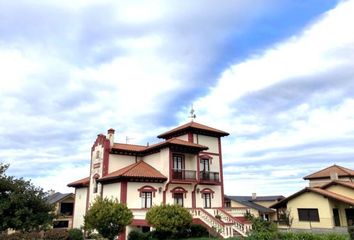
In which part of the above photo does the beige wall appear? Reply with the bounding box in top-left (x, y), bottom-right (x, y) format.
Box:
top-left (126, 182), bottom-right (164, 209)
top-left (229, 200), bottom-right (259, 217)
top-left (197, 135), bottom-right (219, 153)
top-left (176, 134), bottom-right (188, 141)
top-left (254, 200), bottom-right (278, 208)
top-left (102, 182), bottom-right (121, 200)
top-left (195, 185), bottom-right (222, 208)
top-left (109, 154), bottom-right (136, 173)
top-left (309, 177), bottom-right (351, 187)
top-left (326, 185), bottom-right (354, 199)
top-left (287, 192), bottom-right (333, 229)
top-left (73, 188), bottom-right (87, 229)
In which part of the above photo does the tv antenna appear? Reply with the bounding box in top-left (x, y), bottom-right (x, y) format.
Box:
top-left (189, 104), bottom-right (196, 121)
top-left (125, 136), bottom-right (134, 144)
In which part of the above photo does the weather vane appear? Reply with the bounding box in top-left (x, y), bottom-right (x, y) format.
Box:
top-left (189, 104), bottom-right (196, 121)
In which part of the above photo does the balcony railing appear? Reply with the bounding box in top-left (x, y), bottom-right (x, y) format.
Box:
top-left (172, 169), bottom-right (196, 181)
top-left (199, 171), bottom-right (220, 182)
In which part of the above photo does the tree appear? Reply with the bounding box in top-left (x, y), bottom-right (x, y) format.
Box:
top-left (146, 204), bottom-right (192, 236)
top-left (84, 197), bottom-right (133, 240)
top-left (245, 213), bottom-right (278, 240)
top-left (0, 163), bottom-right (54, 233)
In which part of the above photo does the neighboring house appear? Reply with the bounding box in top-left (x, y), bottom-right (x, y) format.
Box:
top-left (47, 192), bottom-right (75, 229)
top-left (271, 165), bottom-right (354, 232)
top-left (68, 121), bottom-right (251, 239)
top-left (304, 164), bottom-right (354, 187)
top-left (224, 194), bottom-right (284, 222)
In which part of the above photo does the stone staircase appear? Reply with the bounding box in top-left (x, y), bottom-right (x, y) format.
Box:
top-left (188, 208), bottom-right (251, 238)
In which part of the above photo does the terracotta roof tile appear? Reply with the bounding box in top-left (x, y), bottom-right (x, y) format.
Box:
top-left (310, 188), bottom-right (354, 205)
top-left (67, 177), bottom-right (89, 188)
top-left (111, 138), bottom-right (208, 153)
top-left (157, 121), bottom-right (229, 139)
top-left (112, 143), bottom-right (147, 152)
top-left (98, 160), bottom-right (167, 182)
top-left (303, 164), bottom-right (354, 180)
top-left (321, 180), bottom-right (354, 190)
top-left (270, 186), bottom-right (354, 208)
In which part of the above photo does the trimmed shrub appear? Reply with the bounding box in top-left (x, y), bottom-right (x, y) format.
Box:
top-left (68, 228), bottom-right (83, 240)
top-left (128, 230), bottom-right (146, 240)
top-left (43, 229), bottom-right (68, 240)
top-left (189, 224), bottom-right (209, 238)
top-left (278, 231), bottom-right (349, 240)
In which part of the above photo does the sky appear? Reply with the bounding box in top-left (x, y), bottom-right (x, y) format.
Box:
top-left (1, 0), bottom-right (354, 196)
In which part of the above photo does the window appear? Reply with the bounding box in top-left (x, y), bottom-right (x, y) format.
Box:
top-left (224, 199), bottom-right (231, 208)
top-left (200, 158), bottom-right (210, 172)
top-left (173, 154), bottom-right (184, 170)
top-left (174, 193), bottom-right (184, 206)
top-left (141, 192), bottom-right (152, 208)
top-left (53, 220), bottom-right (69, 228)
top-left (60, 202), bottom-right (74, 216)
top-left (203, 193), bottom-right (211, 208)
top-left (298, 208), bottom-right (320, 222)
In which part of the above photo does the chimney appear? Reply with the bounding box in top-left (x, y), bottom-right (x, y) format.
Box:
top-left (252, 193), bottom-right (257, 200)
top-left (107, 128), bottom-right (115, 148)
top-left (330, 171), bottom-right (338, 181)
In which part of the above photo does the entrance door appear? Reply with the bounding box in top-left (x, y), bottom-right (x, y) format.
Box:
top-left (345, 208), bottom-right (354, 226)
top-left (333, 208), bottom-right (340, 227)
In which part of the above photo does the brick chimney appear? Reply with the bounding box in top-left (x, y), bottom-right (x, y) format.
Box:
top-left (107, 128), bottom-right (115, 148)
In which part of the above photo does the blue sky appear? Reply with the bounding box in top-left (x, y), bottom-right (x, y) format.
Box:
top-left (1, 0), bottom-right (353, 196)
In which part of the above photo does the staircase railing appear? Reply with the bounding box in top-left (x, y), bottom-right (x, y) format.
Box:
top-left (188, 208), bottom-right (234, 238)
top-left (213, 208), bottom-right (251, 236)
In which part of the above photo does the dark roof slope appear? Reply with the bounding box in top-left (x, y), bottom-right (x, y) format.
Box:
top-left (226, 195), bottom-right (277, 213)
top-left (157, 121), bottom-right (229, 139)
top-left (47, 192), bottom-right (73, 204)
top-left (231, 195), bottom-right (285, 202)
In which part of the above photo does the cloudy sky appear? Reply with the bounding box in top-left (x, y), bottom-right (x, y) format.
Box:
top-left (1, 0), bottom-right (354, 196)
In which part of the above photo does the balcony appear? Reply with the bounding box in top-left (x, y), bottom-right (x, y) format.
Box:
top-left (171, 169), bottom-right (197, 181)
top-left (199, 171), bottom-right (220, 183)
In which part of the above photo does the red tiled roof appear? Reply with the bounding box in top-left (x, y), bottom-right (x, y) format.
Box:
top-left (321, 180), bottom-right (354, 190)
top-left (98, 160), bottom-right (167, 182)
top-left (112, 143), bottom-right (147, 152)
top-left (270, 186), bottom-right (354, 208)
top-left (111, 138), bottom-right (208, 153)
top-left (310, 188), bottom-right (354, 205)
top-left (67, 177), bottom-right (89, 188)
top-left (157, 121), bottom-right (229, 139)
top-left (304, 164), bottom-right (354, 180)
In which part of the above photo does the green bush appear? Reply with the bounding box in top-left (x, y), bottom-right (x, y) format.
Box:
top-left (43, 229), bottom-right (69, 240)
top-left (189, 224), bottom-right (209, 238)
top-left (0, 231), bottom-right (42, 240)
top-left (128, 230), bottom-right (151, 240)
top-left (278, 231), bottom-right (349, 240)
top-left (68, 228), bottom-right (83, 240)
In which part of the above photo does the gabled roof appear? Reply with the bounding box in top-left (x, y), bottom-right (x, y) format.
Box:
top-left (321, 180), bottom-right (354, 190)
top-left (157, 121), bottom-right (229, 139)
top-left (111, 138), bottom-right (208, 154)
top-left (270, 186), bottom-right (354, 208)
top-left (226, 195), bottom-right (276, 213)
top-left (303, 164), bottom-right (354, 180)
top-left (47, 192), bottom-right (73, 204)
top-left (229, 195), bottom-right (285, 202)
top-left (67, 177), bottom-right (90, 188)
top-left (98, 160), bottom-right (167, 183)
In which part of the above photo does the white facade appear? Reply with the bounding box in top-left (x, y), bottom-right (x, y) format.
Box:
top-left (68, 122), bottom-right (249, 239)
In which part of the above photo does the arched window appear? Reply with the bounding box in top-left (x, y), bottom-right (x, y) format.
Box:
top-left (138, 185), bottom-right (157, 208)
top-left (170, 187), bottom-right (188, 207)
top-left (200, 188), bottom-right (215, 208)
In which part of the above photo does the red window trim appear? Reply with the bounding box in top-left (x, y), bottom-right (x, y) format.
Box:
top-left (200, 188), bottom-right (215, 199)
top-left (170, 186), bottom-right (188, 198)
top-left (199, 154), bottom-right (212, 164)
top-left (137, 185), bottom-right (157, 197)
